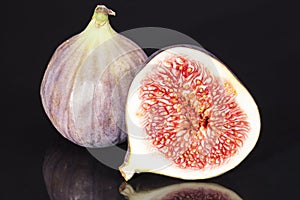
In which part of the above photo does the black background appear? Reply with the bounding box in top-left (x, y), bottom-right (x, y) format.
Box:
top-left (2, 0), bottom-right (300, 199)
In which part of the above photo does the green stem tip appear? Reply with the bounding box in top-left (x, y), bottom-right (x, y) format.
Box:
top-left (93, 5), bottom-right (116, 26)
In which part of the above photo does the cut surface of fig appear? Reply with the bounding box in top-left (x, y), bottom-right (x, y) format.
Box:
top-left (120, 45), bottom-right (260, 180)
top-left (120, 182), bottom-right (242, 200)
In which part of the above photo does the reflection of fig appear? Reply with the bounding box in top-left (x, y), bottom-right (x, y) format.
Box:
top-left (40, 5), bottom-right (147, 147)
top-left (120, 45), bottom-right (260, 180)
top-left (120, 182), bottom-right (243, 200)
top-left (42, 140), bottom-right (124, 200)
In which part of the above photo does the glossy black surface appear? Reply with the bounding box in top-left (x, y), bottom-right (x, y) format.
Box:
top-left (2, 0), bottom-right (299, 199)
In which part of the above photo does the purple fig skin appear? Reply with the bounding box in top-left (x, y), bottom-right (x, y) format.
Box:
top-left (40, 6), bottom-right (147, 147)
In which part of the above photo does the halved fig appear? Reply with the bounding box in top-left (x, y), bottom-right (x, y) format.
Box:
top-left (119, 45), bottom-right (260, 180)
top-left (120, 182), bottom-right (243, 200)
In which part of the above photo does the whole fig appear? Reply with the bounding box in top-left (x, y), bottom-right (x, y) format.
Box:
top-left (40, 5), bottom-right (147, 147)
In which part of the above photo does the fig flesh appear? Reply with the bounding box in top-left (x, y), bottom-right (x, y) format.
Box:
top-left (120, 45), bottom-right (260, 180)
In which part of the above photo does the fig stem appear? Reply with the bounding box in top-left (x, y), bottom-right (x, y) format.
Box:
top-left (93, 5), bottom-right (116, 26)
